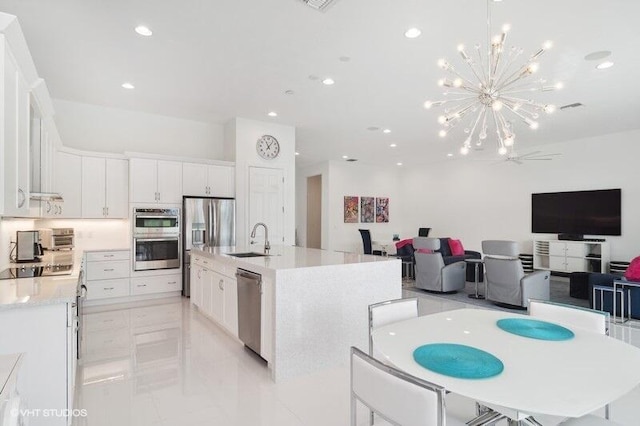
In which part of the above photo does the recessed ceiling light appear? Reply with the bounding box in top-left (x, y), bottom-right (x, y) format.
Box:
top-left (267, 111), bottom-right (278, 117)
top-left (447, 153), bottom-right (453, 157)
top-left (285, 90), bottom-right (295, 95)
top-left (390, 144), bottom-right (397, 148)
top-left (342, 155), bottom-right (349, 159)
top-left (383, 129), bottom-right (391, 134)
top-left (584, 51), bottom-right (612, 61)
top-left (339, 56), bottom-right (351, 62)
top-left (121, 82), bottom-right (135, 89)
top-left (396, 162), bottom-right (403, 166)
top-left (596, 61), bottom-right (614, 70)
top-left (404, 28), bottom-right (422, 39)
top-left (322, 78), bottom-right (335, 86)
top-left (367, 126), bottom-right (379, 131)
top-left (135, 25), bottom-right (153, 36)
top-left (295, 152), bottom-right (300, 156)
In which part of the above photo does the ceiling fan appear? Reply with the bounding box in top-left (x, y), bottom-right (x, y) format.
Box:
top-left (503, 151), bottom-right (561, 165)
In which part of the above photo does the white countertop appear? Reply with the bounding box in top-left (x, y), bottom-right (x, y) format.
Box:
top-left (0, 251), bottom-right (80, 309)
top-left (194, 245), bottom-right (396, 272)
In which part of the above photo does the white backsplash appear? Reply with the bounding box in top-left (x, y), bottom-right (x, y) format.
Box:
top-left (0, 217), bottom-right (130, 268)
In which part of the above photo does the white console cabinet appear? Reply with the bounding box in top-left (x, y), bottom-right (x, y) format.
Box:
top-left (534, 238), bottom-right (610, 274)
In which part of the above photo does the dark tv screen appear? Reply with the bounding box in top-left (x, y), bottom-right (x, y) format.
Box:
top-left (531, 189), bottom-right (621, 236)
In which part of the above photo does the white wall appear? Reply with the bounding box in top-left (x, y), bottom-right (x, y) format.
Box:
top-left (226, 118), bottom-right (296, 247)
top-left (53, 99), bottom-right (224, 158)
top-left (399, 130), bottom-right (640, 261)
top-left (296, 161), bottom-right (403, 253)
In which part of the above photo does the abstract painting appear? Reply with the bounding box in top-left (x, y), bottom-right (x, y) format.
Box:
top-left (344, 196), bottom-right (359, 223)
top-left (376, 197), bottom-right (389, 223)
top-left (360, 197), bottom-right (375, 223)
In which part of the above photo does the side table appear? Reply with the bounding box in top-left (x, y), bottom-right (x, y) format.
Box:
top-left (613, 279), bottom-right (640, 323)
top-left (465, 258), bottom-right (485, 300)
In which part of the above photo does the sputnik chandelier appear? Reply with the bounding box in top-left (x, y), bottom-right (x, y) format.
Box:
top-left (424, 1), bottom-right (562, 156)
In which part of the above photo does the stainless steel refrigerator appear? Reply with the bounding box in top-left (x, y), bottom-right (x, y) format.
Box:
top-left (182, 196), bottom-right (236, 297)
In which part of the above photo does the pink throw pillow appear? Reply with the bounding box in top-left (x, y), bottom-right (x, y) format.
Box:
top-left (624, 256), bottom-right (640, 282)
top-left (448, 239), bottom-right (465, 256)
top-left (416, 248), bottom-right (433, 254)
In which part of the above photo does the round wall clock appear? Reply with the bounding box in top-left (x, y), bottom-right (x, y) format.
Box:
top-left (256, 135), bottom-right (280, 160)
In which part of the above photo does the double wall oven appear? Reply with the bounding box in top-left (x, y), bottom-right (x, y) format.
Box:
top-left (133, 208), bottom-right (181, 271)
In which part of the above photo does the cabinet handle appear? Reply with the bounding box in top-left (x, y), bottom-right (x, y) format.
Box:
top-left (219, 279), bottom-right (224, 290)
top-left (197, 270), bottom-right (201, 279)
top-left (46, 201), bottom-right (51, 213)
top-left (17, 189), bottom-right (26, 208)
top-left (103, 268), bottom-right (114, 272)
top-left (138, 284), bottom-right (147, 287)
top-left (104, 254), bottom-right (114, 258)
top-left (104, 287), bottom-right (114, 290)
top-left (168, 281), bottom-right (176, 284)
top-left (106, 207), bottom-right (109, 216)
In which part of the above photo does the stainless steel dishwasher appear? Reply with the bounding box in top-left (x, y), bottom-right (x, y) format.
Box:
top-left (236, 268), bottom-right (262, 355)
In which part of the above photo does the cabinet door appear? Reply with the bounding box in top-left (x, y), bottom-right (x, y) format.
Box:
top-left (208, 165), bottom-right (235, 197)
top-left (190, 265), bottom-right (203, 308)
top-left (81, 156), bottom-right (106, 218)
top-left (549, 256), bottom-right (567, 272)
top-left (129, 158), bottom-right (158, 203)
top-left (566, 257), bottom-right (588, 273)
top-left (54, 152), bottom-right (82, 218)
top-left (16, 72), bottom-right (30, 216)
top-left (202, 268), bottom-right (213, 317)
top-left (2, 52), bottom-right (24, 216)
top-left (157, 160), bottom-right (182, 204)
top-left (223, 276), bottom-right (238, 337)
top-left (548, 242), bottom-right (566, 257)
top-left (182, 163), bottom-right (208, 197)
top-left (211, 271), bottom-right (225, 324)
top-left (105, 158), bottom-right (129, 218)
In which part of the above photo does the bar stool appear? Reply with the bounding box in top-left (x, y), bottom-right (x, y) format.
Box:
top-left (593, 285), bottom-right (630, 323)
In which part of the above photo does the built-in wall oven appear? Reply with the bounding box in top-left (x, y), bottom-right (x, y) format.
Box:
top-left (133, 208), bottom-right (181, 271)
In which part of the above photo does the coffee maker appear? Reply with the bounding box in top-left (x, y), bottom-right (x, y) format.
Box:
top-left (16, 231), bottom-right (43, 262)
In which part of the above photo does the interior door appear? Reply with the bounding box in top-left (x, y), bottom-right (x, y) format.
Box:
top-left (248, 167), bottom-right (284, 247)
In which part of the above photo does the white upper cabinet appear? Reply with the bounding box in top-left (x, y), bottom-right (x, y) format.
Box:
top-left (82, 156), bottom-right (129, 218)
top-left (2, 43), bottom-right (31, 216)
top-left (183, 162), bottom-right (235, 198)
top-left (130, 158), bottom-right (182, 204)
top-left (53, 151), bottom-right (81, 218)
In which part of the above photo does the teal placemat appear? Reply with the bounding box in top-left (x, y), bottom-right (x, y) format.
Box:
top-left (497, 318), bottom-right (574, 341)
top-left (413, 343), bottom-right (504, 379)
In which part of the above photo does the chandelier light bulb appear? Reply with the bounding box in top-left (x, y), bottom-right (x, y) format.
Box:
top-left (492, 35), bottom-right (502, 44)
top-left (527, 62), bottom-right (540, 74)
top-left (498, 146), bottom-right (508, 156)
top-left (437, 79), bottom-right (445, 87)
top-left (504, 135), bottom-right (515, 146)
top-left (439, 130), bottom-right (448, 137)
top-left (457, 44), bottom-right (465, 52)
top-left (555, 82), bottom-right (564, 90)
top-left (437, 115), bottom-right (447, 125)
top-left (543, 40), bottom-right (554, 50)
top-left (529, 121), bottom-right (539, 130)
top-left (492, 100), bottom-right (504, 111)
top-left (502, 23), bottom-right (511, 32)
top-left (453, 78), bottom-right (463, 88)
top-left (460, 146), bottom-right (470, 155)
top-left (424, 101), bottom-right (433, 109)
top-left (544, 105), bottom-right (556, 114)
top-left (437, 58), bottom-right (447, 68)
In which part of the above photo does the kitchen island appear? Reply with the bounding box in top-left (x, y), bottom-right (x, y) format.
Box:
top-left (190, 245), bottom-right (401, 381)
top-left (0, 262), bottom-right (78, 426)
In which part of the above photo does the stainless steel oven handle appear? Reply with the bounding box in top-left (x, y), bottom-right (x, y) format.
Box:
top-left (134, 238), bottom-right (179, 242)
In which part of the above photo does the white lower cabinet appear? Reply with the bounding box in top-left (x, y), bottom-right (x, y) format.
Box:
top-left (130, 274), bottom-right (181, 295)
top-left (84, 251), bottom-right (131, 301)
top-left (190, 257), bottom-right (238, 338)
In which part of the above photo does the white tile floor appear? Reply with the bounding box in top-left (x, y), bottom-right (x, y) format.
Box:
top-left (73, 291), bottom-right (640, 426)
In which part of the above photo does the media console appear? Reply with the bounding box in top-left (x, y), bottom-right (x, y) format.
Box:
top-left (533, 238), bottom-right (610, 274)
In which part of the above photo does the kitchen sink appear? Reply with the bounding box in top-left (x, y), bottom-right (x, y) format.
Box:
top-left (226, 252), bottom-right (270, 258)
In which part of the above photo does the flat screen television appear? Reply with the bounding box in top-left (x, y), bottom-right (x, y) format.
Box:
top-left (531, 189), bottom-right (621, 236)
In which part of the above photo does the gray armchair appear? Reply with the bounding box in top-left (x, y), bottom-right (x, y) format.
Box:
top-left (413, 237), bottom-right (466, 293)
top-left (482, 240), bottom-right (550, 308)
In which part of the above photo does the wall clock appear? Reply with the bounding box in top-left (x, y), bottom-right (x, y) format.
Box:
top-left (256, 135), bottom-right (280, 160)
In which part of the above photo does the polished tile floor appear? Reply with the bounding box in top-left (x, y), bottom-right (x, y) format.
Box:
top-left (73, 291), bottom-right (640, 426)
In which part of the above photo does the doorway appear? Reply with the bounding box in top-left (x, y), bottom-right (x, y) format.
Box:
top-left (306, 175), bottom-right (322, 249)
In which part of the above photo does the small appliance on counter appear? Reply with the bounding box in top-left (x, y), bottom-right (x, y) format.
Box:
top-left (15, 231), bottom-right (43, 262)
top-left (38, 228), bottom-right (74, 250)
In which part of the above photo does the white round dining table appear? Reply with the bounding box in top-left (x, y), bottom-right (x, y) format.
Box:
top-left (372, 308), bottom-right (640, 419)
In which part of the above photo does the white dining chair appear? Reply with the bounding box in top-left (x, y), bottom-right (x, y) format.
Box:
top-left (368, 297), bottom-right (418, 356)
top-left (528, 299), bottom-right (610, 335)
top-left (350, 346), bottom-right (466, 426)
top-left (560, 414), bottom-right (622, 425)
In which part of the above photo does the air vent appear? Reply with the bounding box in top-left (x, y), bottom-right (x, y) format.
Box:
top-left (560, 103), bottom-right (584, 110)
top-left (346, 158), bottom-right (358, 162)
top-left (299, 0), bottom-right (339, 12)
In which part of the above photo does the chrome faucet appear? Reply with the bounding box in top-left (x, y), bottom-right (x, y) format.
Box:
top-left (250, 222), bottom-right (271, 254)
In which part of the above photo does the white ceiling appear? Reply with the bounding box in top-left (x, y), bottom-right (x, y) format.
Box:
top-left (1, 0), bottom-right (639, 167)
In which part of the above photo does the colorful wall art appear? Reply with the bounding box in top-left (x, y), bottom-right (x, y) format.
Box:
top-left (344, 196), bottom-right (359, 223)
top-left (360, 197), bottom-right (375, 223)
top-left (376, 197), bottom-right (389, 223)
